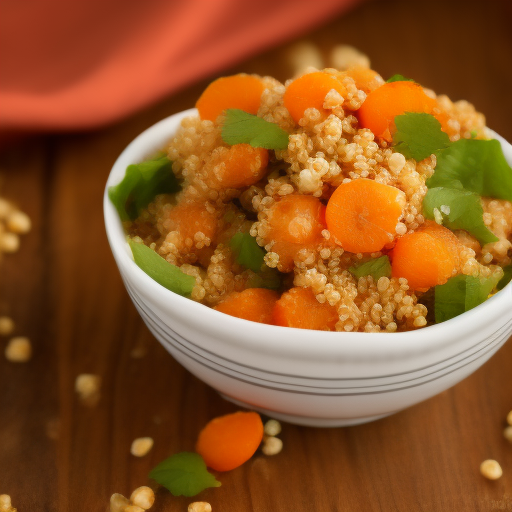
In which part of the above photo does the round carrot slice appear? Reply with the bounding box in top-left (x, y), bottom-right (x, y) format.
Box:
top-left (165, 201), bottom-right (219, 245)
top-left (284, 72), bottom-right (347, 124)
top-left (357, 81), bottom-right (437, 140)
top-left (196, 411), bottom-right (264, 472)
top-left (267, 195), bottom-right (326, 245)
top-left (206, 143), bottom-right (268, 190)
top-left (196, 74), bottom-right (264, 122)
top-left (325, 178), bottom-right (406, 253)
top-left (391, 223), bottom-right (460, 290)
top-left (273, 287), bottom-right (338, 330)
top-left (265, 194), bottom-right (326, 272)
top-left (214, 288), bottom-right (279, 324)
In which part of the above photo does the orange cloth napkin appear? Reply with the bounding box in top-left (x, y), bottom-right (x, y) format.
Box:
top-left (0, 0), bottom-right (359, 134)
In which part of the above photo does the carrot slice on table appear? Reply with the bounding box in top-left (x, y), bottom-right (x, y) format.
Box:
top-left (206, 143), bottom-right (268, 190)
top-left (265, 194), bottom-right (326, 272)
top-left (272, 287), bottom-right (338, 330)
top-left (391, 222), bottom-right (461, 290)
top-left (283, 71), bottom-right (347, 124)
top-left (325, 178), bottom-right (406, 253)
top-left (346, 66), bottom-right (384, 93)
top-left (196, 411), bottom-right (264, 472)
top-left (196, 74), bottom-right (264, 122)
top-left (357, 81), bottom-right (437, 140)
top-left (213, 288), bottom-right (279, 324)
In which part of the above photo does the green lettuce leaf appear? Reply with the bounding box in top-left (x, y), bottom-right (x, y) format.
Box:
top-left (149, 452), bottom-right (221, 497)
top-left (349, 255), bottom-right (391, 280)
top-left (222, 109), bottom-right (289, 150)
top-left (109, 155), bottom-right (180, 221)
top-left (497, 265), bottom-right (512, 291)
top-left (427, 139), bottom-right (512, 201)
top-left (422, 187), bottom-right (499, 245)
top-left (129, 240), bottom-right (195, 296)
top-left (386, 74), bottom-right (415, 83)
top-left (434, 272), bottom-right (502, 323)
top-left (392, 113), bottom-right (451, 161)
top-left (229, 232), bottom-right (281, 290)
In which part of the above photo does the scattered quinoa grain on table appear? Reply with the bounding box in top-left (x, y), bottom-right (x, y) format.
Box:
top-left (129, 487), bottom-right (155, 510)
top-left (188, 502), bottom-right (212, 512)
top-left (130, 437), bottom-right (154, 457)
top-left (111, 60), bottom-right (512, 333)
top-left (264, 418), bottom-right (282, 437)
top-left (480, 459), bottom-right (503, 480)
top-left (75, 374), bottom-right (101, 405)
top-left (262, 435), bottom-right (283, 456)
top-left (4, 336), bottom-right (31, 362)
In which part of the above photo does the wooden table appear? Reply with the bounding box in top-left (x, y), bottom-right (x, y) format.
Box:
top-left (1, 0), bottom-right (511, 510)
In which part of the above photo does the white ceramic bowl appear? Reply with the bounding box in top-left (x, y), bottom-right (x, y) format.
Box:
top-left (104, 109), bottom-right (512, 427)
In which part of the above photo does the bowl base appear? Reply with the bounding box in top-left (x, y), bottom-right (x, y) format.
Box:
top-left (219, 393), bottom-right (395, 428)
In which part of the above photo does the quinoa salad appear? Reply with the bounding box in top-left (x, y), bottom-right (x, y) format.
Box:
top-left (109, 64), bottom-right (512, 332)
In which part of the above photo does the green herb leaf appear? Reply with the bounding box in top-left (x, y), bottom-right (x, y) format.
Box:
top-left (149, 452), bottom-right (221, 497)
top-left (109, 155), bottom-right (181, 221)
top-left (222, 109), bottom-right (289, 150)
top-left (392, 113), bottom-right (451, 161)
top-left (434, 272), bottom-right (502, 323)
top-left (427, 138), bottom-right (512, 201)
top-left (129, 240), bottom-right (195, 296)
top-left (386, 74), bottom-right (415, 83)
top-left (349, 255), bottom-right (392, 280)
top-left (229, 232), bottom-right (281, 289)
top-left (246, 268), bottom-right (282, 291)
top-left (423, 187), bottom-right (499, 245)
top-left (497, 265), bottom-right (512, 291)
top-left (229, 232), bottom-right (265, 272)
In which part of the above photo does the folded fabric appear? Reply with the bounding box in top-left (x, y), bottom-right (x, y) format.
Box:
top-left (0, 0), bottom-right (359, 134)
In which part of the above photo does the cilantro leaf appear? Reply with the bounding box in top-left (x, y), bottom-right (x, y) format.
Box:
top-left (129, 240), bottom-right (195, 296)
top-left (427, 138), bottom-right (512, 201)
top-left (434, 272), bottom-right (502, 323)
top-left (149, 452), bottom-right (221, 497)
top-left (392, 113), bottom-right (451, 161)
top-left (497, 265), bottom-right (512, 291)
top-left (222, 109), bottom-right (289, 150)
top-left (109, 155), bottom-right (180, 221)
top-left (229, 232), bottom-right (281, 290)
top-left (387, 74), bottom-right (415, 83)
top-left (423, 187), bottom-right (499, 245)
top-left (349, 255), bottom-right (391, 280)
top-left (229, 232), bottom-right (265, 273)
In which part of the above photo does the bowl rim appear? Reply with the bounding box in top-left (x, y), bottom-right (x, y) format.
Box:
top-left (104, 109), bottom-right (512, 358)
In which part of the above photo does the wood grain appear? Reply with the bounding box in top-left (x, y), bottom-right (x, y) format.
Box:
top-left (0, 0), bottom-right (511, 510)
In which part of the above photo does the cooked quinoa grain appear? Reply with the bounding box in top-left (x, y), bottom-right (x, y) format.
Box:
top-left (480, 459), bottom-right (503, 480)
top-left (122, 65), bottom-right (512, 332)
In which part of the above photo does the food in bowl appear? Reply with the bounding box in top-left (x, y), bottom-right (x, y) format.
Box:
top-left (109, 68), bottom-right (512, 333)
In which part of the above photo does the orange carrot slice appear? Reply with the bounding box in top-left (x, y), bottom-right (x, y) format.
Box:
top-left (196, 74), bottom-right (264, 122)
top-left (213, 288), bottom-right (279, 324)
top-left (196, 411), bottom-right (264, 472)
top-left (165, 201), bottom-right (219, 245)
top-left (265, 194), bottom-right (326, 272)
top-left (283, 72), bottom-right (347, 124)
top-left (325, 178), bottom-right (405, 253)
top-left (357, 81), bottom-right (437, 140)
top-left (391, 222), bottom-right (460, 290)
top-left (206, 143), bottom-right (268, 190)
top-left (346, 66), bottom-right (384, 93)
top-left (273, 287), bottom-right (338, 330)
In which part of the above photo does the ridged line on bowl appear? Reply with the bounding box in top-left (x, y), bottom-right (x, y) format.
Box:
top-left (126, 281), bottom-right (512, 395)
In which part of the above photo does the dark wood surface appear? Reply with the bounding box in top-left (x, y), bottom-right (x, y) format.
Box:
top-left (1, 0), bottom-right (512, 510)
